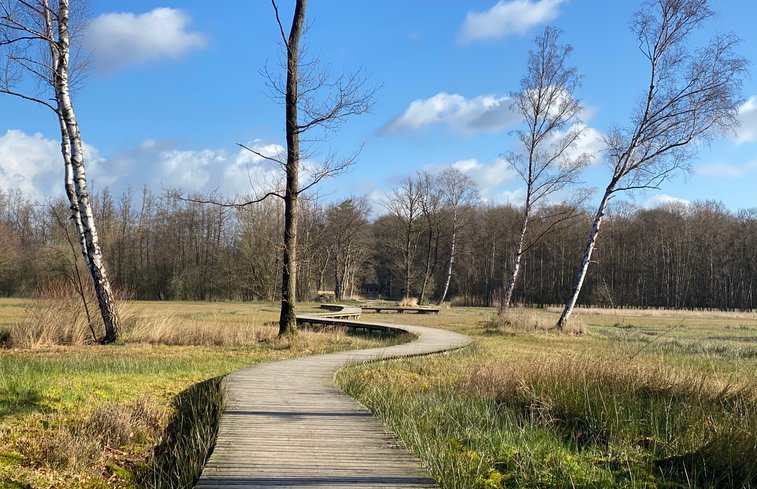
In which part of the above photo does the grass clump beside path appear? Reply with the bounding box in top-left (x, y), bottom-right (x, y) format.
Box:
top-left (337, 305), bottom-right (757, 488)
top-left (0, 299), bottom-right (393, 488)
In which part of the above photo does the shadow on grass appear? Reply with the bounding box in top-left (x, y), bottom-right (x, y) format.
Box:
top-left (0, 385), bottom-right (44, 419)
top-left (135, 376), bottom-right (224, 489)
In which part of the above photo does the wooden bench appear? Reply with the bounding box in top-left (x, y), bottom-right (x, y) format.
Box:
top-left (361, 306), bottom-right (440, 315)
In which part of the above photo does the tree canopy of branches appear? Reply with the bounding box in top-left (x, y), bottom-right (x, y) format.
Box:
top-left (556, 0), bottom-right (747, 329)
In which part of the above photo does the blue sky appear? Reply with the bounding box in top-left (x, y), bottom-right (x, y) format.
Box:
top-left (1, 0), bottom-right (756, 211)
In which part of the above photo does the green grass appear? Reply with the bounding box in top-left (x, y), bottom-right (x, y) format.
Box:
top-left (337, 305), bottom-right (757, 488)
top-left (0, 299), bottom-right (393, 488)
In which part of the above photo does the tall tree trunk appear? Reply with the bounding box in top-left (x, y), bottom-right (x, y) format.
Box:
top-left (278, 0), bottom-right (305, 335)
top-left (499, 209), bottom-right (530, 315)
top-left (403, 223), bottom-right (412, 300)
top-left (438, 209), bottom-right (458, 305)
top-left (556, 184), bottom-right (613, 330)
top-left (333, 247), bottom-right (343, 300)
top-left (54, 0), bottom-right (120, 342)
top-left (418, 225), bottom-right (434, 304)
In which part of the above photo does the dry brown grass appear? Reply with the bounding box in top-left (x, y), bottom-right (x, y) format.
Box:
top-left (487, 307), bottom-right (586, 334)
top-left (553, 305), bottom-right (757, 320)
top-left (398, 297), bottom-right (419, 307)
top-left (120, 307), bottom-right (277, 346)
top-left (11, 282), bottom-right (100, 348)
top-left (29, 394), bottom-right (167, 476)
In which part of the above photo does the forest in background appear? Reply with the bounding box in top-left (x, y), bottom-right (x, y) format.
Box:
top-left (1, 177), bottom-right (754, 311)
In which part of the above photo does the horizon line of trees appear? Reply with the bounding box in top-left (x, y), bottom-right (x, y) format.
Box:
top-left (0, 183), bottom-right (754, 311)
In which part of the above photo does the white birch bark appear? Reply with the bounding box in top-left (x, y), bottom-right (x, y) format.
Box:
top-left (500, 210), bottom-right (530, 314)
top-left (54, 0), bottom-right (120, 342)
top-left (437, 208), bottom-right (457, 305)
top-left (556, 185), bottom-right (612, 329)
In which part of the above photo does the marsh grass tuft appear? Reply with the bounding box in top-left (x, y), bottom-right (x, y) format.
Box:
top-left (399, 297), bottom-right (419, 307)
top-left (339, 354), bottom-right (757, 488)
top-left (485, 308), bottom-right (586, 335)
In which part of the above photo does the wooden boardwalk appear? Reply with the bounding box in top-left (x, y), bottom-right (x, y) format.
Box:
top-left (195, 314), bottom-right (470, 488)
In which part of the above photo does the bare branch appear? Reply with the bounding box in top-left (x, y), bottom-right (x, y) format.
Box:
top-left (270, 0), bottom-right (289, 52)
top-left (180, 191), bottom-right (284, 208)
top-left (0, 85), bottom-right (56, 110)
top-left (237, 142), bottom-right (286, 168)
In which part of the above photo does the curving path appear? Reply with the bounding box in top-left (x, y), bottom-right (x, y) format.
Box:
top-left (195, 311), bottom-right (470, 488)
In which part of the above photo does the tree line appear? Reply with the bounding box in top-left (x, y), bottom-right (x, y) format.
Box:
top-left (0, 185), bottom-right (753, 311)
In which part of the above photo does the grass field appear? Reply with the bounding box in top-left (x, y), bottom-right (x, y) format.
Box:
top-left (0, 299), bottom-right (392, 488)
top-left (2, 300), bottom-right (755, 488)
top-left (338, 305), bottom-right (757, 488)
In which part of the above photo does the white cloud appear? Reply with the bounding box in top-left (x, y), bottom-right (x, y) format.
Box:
top-left (695, 160), bottom-right (757, 178)
top-left (458, 0), bottom-right (566, 44)
top-left (736, 96), bottom-right (757, 143)
top-left (0, 130), bottom-right (61, 200)
top-left (159, 149), bottom-right (224, 191)
top-left (562, 124), bottom-right (604, 164)
top-left (498, 188), bottom-right (527, 205)
top-left (424, 157), bottom-right (517, 201)
top-left (0, 130), bottom-right (286, 201)
top-left (132, 140), bottom-right (284, 196)
top-left (643, 194), bottom-right (691, 209)
top-left (383, 92), bottom-right (519, 135)
top-left (87, 8), bottom-right (207, 73)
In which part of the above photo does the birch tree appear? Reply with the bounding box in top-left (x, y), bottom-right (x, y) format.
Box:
top-left (555, 0), bottom-right (747, 329)
top-left (1, 0), bottom-right (121, 342)
top-left (436, 168), bottom-right (478, 305)
top-left (499, 26), bottom-right (588, 315)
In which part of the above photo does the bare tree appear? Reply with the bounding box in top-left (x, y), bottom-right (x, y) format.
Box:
top-left (250, 0), bottom-right (374, 334)
top-left (1, 0), bottom-right (121, 342)
top-left (499, 26), bottom-right (589, 315)
top-left (436, 168), bottom-right (478, 305)
top-left (556, 0), bottom-right (747, 329)
top-left (382, 176), bottom-right (423, 302)
top-left (325, 197), bottom-right (370, 300)
top-left (416, 171), bottom-right (442, 305)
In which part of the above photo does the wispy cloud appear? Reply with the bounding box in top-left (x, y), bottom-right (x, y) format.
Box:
top-left (695, 160), bottom-right (757, 178)
top-left (382, 92), bottom-right (519, 135)
top-left (458, 0), bottom-right (566, 44)
top-left (643, 194), bottom-right (691, 209)
top-left (735, 96), bottom-right (757, 143)
top-left (423, 157), bottom-right (518, 201)
top-left (86, 8), bottom-right (208, 73)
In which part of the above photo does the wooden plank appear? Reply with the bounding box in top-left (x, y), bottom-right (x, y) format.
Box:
top-left (362, 306), bottom-right (440, 315)
top-left (195, 314), bottom-right (470, 489)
